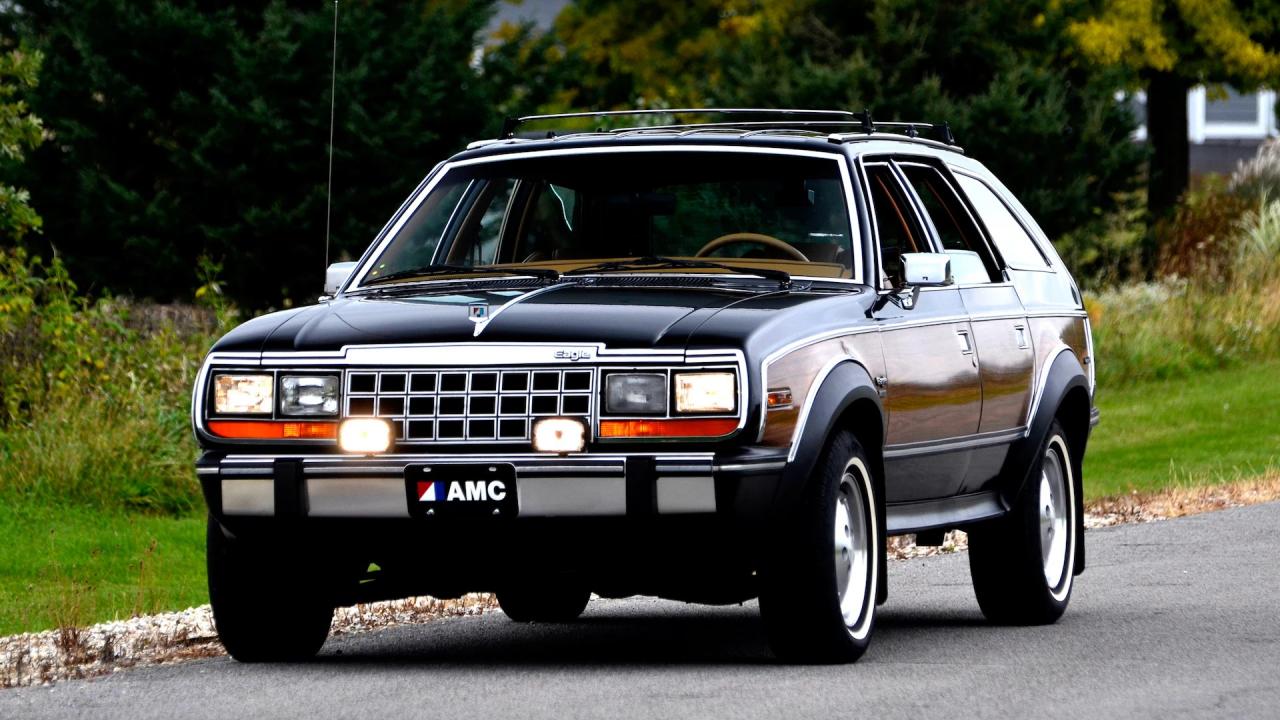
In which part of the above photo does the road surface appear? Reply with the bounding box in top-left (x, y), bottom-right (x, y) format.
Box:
top-left (4, 502), bottom-right (1279, 719)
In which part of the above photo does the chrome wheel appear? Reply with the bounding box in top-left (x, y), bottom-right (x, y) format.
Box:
top-left (1039, 442), bottom-right (1070, 591)
top-left (834, 465), bottom-right (871, 632)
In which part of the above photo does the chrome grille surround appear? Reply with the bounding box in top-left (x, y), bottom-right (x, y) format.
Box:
top-left (192, 344), bottom-right (748, 446)
top-left (345, 368), bottom-right (594, 444)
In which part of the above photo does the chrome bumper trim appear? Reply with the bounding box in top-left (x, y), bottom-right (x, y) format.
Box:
top-left (655, 476), bottom-right (717, 514)
top-left (221, 479), bottom-right (274, 516)
top-left (211, 453), bottom-right (731, 518)
top-left (308, 479), bottom-right (410, 518)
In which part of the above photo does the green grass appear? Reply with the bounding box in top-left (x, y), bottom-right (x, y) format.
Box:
top-left (1084, 358), bottom-right (1280, 499)
top-left (0, 502), bottom-right (205, 636)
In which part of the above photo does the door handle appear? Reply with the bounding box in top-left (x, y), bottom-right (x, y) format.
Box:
top-left (956, 329), bottom-right (973, 355)
top-left (1014, 324), bottom-right (1030, 349)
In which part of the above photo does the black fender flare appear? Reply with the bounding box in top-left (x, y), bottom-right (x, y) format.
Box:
top-left (777, 360), bottom-right (888, 602)
top-left (998, 348), bottom-right (1091, 574)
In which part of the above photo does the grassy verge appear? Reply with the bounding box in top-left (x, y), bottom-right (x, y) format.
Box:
top-left (0, 503), bottom-right (205, 637)
top-left (1084, 359), bottom-right (1280, 499)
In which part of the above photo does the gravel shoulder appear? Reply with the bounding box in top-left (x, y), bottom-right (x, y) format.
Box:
top-left (2, 500), bottom-right (1279, 719)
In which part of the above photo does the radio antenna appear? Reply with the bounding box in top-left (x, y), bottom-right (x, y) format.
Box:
top-left (324, 0), bottom-right (339, 271)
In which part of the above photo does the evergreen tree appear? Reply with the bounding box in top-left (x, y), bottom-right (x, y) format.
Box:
top-left (0, 38), bottom-right (44, 241)
top-left (3, 1), bottom-right (502, 307)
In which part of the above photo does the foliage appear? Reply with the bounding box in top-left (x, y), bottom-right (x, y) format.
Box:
top-left (1, 1), bottom-right (504, 308)
top-left (0, 247), bottom-right (222, 514)
top-left (498, 0), bottom-right (1144, 243)
top-left (1068, 0), bottom-right (1280, 242)
top-left (1069, 0), bottom-right (1280, 84)
top-left (0, 38), bottom-right (44, 240)
top-left (1153, 176), bottom-right (1251, 278)
top-left (1087, 193), bottom-right (1280, 386)
top-left (1229, 138), bottom-right (1280, 200)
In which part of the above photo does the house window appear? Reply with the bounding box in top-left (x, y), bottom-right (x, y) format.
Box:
top-left (1204, 88), bottom-right (1260, 125)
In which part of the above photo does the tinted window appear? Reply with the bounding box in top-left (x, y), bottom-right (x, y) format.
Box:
top-left (362, 152), bottom-right (856, 284)
top-left (866, 164), bottom-right (927, 287)
top-left (899, 164), bottom-right (998, 283)
top-left (955, 174), bottom-right (1049, 270)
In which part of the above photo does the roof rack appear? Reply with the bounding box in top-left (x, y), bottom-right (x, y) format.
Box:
top-left (497, 108), bottom-right (958, 146)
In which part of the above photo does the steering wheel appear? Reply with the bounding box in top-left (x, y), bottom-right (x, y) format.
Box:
top-left (695, 232), bottom-right (809, 262)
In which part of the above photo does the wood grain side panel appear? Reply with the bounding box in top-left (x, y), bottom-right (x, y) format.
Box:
top-left (880, 322), bottom-right (982, 446)
top-left (760, 334), bottom-right (886, 449)
top-left (971, 318), bottom-right (1034, 432)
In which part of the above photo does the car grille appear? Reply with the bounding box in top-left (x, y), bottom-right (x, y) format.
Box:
top-left (344, 368), bottom-right (594, 443)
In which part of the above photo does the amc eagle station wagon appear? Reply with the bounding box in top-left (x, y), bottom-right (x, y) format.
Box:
top-left (193, 109), bottom-right (1098, 664)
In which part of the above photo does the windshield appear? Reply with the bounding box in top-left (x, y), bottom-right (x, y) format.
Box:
top-left (354, 151), bottom-right (857, 287)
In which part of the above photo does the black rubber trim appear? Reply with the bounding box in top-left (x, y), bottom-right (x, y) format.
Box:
top-left (626, 456), bottom-right (656, 517)
top-left (273, 459), bottom-right (306, 518)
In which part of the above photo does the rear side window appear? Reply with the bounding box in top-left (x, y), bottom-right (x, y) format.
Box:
top-left (954, 174), bottom-right (1049, 270)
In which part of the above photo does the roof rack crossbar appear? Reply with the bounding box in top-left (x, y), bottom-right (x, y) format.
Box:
top-left (501, 108), bottom-right (861, 137)
top-left (495, 108), bottom-right (959, 146)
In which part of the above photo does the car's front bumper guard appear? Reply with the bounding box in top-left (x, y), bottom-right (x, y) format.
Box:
top-left (197, 452), bottom-right (786, 519)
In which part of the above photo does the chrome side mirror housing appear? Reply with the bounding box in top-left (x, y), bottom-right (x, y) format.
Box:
top-left (901, 252), bottom-right (954, 287)
top-left (322, 261), bottom-right (358, 298)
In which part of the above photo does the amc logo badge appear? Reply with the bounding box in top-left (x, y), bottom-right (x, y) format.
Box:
top-left (417, 479), bottom-right (507, 503)
top-left (467, 303), bottom-right (489, 322)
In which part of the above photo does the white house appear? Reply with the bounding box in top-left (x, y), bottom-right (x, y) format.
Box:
top-left (1131, 87), bottom-right (1278, 174)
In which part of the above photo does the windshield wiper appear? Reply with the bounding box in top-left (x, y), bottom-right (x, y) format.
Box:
top-left (361, 263), bottom-right (560, 287)
top-left (563, 256), bottom-right (791, 288)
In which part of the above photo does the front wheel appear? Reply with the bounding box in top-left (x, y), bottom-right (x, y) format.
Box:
top-left (207, 518), bottom-right (334, 662)
top-left (759, 430), bottom-right (881, 663)
top-left (968, 421), bottom-right (1079, 624)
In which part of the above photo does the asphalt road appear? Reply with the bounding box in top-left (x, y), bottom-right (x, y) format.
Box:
top-left (5, 502), bottom-right (1280, 720)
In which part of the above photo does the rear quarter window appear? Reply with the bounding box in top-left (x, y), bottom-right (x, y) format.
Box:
top-left (954, 173), bottom-right (1050, 271)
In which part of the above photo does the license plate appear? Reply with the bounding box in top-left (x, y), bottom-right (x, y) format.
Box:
top-left (405, 464), bottom-right (516, 518)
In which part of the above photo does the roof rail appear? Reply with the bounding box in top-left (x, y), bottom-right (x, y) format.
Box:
top-left (495, 108), bottom-right (958, 147)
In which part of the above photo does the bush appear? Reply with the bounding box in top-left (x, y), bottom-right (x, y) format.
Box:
top-left (1089, 194), bottom-right (1280, 386)
top-left (0, 248), bottom-right (228, 515)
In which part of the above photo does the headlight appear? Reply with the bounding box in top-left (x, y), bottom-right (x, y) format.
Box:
top-left (213, 374), bottom-right (273, 415)
top-left (280, 375), bottom-right (339, 416)
top-left (674, 372), bottom-right (736, 413)
top-left (604, 373), bottom-right (667, 414)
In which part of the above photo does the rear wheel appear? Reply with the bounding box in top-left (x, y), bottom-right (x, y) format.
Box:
top-left (497, 580), bottom-right (591, 623)
top-left (207, 518), bottom-right (334, 662)
top-left (969, 421), bottom-right (1078, 624)
top-left (759, 430), bottom-right (881, 663)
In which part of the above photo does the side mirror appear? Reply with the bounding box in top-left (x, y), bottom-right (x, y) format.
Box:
top-left (901, 252), bottom-right (953, 287)
top-left (323, 261), bottom-right (358, 297)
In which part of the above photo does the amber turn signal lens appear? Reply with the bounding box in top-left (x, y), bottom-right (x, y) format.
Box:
top-left (766, 388), bottom-right (793, 409)
top-left (207, 420), bottom-right (337, 440)
top-left (598, 418), bottom-right (738, 439)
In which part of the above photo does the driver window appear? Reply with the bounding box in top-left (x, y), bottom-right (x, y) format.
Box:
top-left (444, 178), bottom-right (515, 266)
top-left (513, 181), bottom-right (578, 262)
top-left (865, 164), bottom-right (926, 288)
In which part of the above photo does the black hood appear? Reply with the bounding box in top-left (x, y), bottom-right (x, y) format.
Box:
top-left (210, 282), bottom-right (874, 357)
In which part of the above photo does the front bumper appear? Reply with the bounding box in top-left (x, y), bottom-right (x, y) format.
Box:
top-left (197, 450), bottom-right (787, 521)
